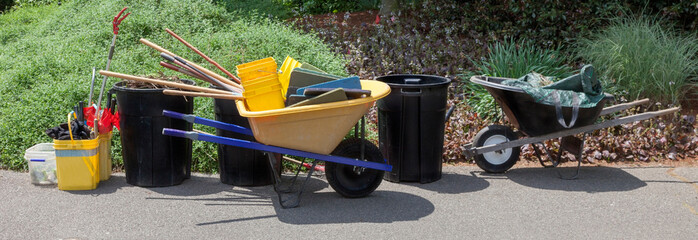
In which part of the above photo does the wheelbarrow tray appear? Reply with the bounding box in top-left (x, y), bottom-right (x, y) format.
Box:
top-left (470, 76), bottom-right (610, 136)
top-left (236, 80), bottom-right (390, 155)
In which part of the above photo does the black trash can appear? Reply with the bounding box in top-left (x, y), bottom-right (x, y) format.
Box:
top-left (377, 74), bottom-right (451, 183)
top-left (113, 80), bottom-right (194, 187)
top-left (212, 85), bottom-right (280, 186)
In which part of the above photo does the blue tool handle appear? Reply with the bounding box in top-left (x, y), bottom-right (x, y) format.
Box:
top-left (163, 109), bottom-right (190, 121)
top-left (162, 110), bottom-right (254, 136)
top-left (162, 128), bottom-right (199, 140)
top-left (162, 128), bottom-right (392, 172)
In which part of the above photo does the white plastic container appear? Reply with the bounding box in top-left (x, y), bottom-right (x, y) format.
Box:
top-left (24, 143), bottom-right (57, 185)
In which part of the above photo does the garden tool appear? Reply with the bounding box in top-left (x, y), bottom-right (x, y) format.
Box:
top-left (138, 38), bottom-right (243, 91)
top-left (88, 67), bottom-right (96, 105)
top-left (95, 7), bottom-right (129, 135)
top-left (159, 61), bottom-right (208, 81)
top-left (165, 28), bottom-right (241, 84)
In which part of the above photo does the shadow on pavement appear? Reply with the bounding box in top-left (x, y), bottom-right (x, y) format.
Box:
top-left (143, 176), bottom-right (329, 208)
top-left (397, 172), bottom-right (490, 194)
top-left (505, 166), bottom-right (647, 192)
top-left (66, 175), bottom-right (126, 195)
top-left (145, 175), bottom-right (230, 196)
top-left (272, 190), bottom-right (434, 225)
top-left (194, 175), bottom-right (434, 225)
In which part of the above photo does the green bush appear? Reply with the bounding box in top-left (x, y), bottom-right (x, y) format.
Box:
top-left (466, 38), bottom-right (573, 121)
top-left (0, 0), bottom-right (12, 12)
top-left (11, 0), bottom-right (59, 8)
top-left (214, 0), bottom-right (293, 19)
top-left (0, 0), bottom-right (345, 172)
top-left (280, 0), bottom-right (379, 16)
top-left (576, 14), bottom-right (698, 104)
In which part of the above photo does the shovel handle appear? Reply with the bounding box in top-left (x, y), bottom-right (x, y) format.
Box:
top-left (160, 61), bottom-right (207, 81)
top-left (165, 28), bottom-right (241, 84)
top-left (139, 38), bottom-right (243, 91)
top-left (99, 70), bottom-right (233, 95)
top-left (163, 89), bottom-right (243, 100)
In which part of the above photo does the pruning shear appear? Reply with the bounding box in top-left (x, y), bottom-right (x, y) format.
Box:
top-left (113, 7), bottom-right (130, 35)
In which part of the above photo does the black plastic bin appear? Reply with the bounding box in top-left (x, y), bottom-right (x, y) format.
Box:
top-left (376, 74), bottom-right (451, 183)
top-left (113, 80), bottom-right (194, 187)
top-left (212, 85), bottom-right (280, 186)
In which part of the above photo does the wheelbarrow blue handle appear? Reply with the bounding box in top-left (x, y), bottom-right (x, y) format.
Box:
top-left (163, 110), bottom-right (253, 136)
top-left (162, 128), bottom-right (392, 172)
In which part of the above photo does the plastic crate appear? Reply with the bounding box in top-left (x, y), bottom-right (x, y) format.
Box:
top-left (279, 56), bottom-right (302, 97)
top-left (242, 83), bottom-right (285, 111)
top-left (236, 57), bottom-right (277, 83)
top-left (24, 143), bottom-right (57, 185)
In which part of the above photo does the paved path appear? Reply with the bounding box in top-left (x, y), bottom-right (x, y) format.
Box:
top-left (1, 165), bottom-right (696, 239)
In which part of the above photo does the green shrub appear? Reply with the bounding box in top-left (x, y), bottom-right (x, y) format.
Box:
top-left (466, 38), bottom-right (573, 121)
top-left (214, 0), bottom-right (293, 19)
top-left (0, 0), bottom-right (12, 12)
top-left (280, 0), bottom-right (379, 16)
top-left (11, 0), bottom-right (59, 8)
top-left (576, 14), bottom-right (698, 104)
top-left (0, 0), bottom-right (345, 172)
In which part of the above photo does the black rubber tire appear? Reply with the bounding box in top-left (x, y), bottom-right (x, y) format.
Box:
top-left (473, 125), bottom-right (520, 173)
top-left (326, 138), bottom-right (385, 198)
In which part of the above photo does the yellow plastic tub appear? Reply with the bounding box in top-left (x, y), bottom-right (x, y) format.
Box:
top-left (242, 83), bottom-right (285, 111)
top-left (98, 132), bottom-right (112, 181)
top-left (54, 137), bottom-right (99, 190)
top-left (279, 56), bottom-right (302, 97)
top-left (242, 74), bottom-right (281, 91)
top-left (236, 80), bottom-right (391, 154)
top-left (236, 57), bottom-right (277, 83)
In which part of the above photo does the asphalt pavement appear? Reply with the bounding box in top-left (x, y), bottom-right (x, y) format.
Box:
top-left (1, 165), bottom-right (696, 239)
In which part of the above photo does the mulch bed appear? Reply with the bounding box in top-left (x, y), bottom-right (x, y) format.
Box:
top-left (294, 10), bottom-right (698, 165)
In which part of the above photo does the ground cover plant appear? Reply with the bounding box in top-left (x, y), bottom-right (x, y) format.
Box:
top-left (576, 14), bottom-right (698, 104)
top-left (0, 0), bottom-right (345, 171)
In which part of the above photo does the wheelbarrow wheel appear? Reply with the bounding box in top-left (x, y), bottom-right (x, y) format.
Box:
top-left (473, 125), bottom-right (520, 173)
top-left (326, 138), bottom-right (384, 198)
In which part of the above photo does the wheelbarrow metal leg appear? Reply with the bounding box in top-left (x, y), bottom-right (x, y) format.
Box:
top-left (532, 142), bottom-right (556, 168)
top-left (556, 134), bottom-right (586, 180)
top-left (265, 152), bottom-right (317, 208)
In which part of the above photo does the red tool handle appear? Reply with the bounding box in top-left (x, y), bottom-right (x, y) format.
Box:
top-left (113, 7), bottom-right (130, 35)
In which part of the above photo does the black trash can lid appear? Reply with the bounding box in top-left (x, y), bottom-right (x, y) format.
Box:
top-left (376, 74), bottom-right (450, 88)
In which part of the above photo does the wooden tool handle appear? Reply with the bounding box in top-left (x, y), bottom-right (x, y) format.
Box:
top-left (99, 70), bottom-right (233, 95)
top-left (139, 38), bottom-right (244, 91)
top-left (163, 89), bottom-right (243, 100)
top-left (139, 38), bottom-right (176, 56)
top-left (165, 28), bottom-right (241, 84)
top-left (160, 61), bottom-right (207, 81)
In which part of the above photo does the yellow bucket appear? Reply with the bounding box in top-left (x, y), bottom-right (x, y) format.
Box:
top-left (236, 57), bottom-right (277, 83)
top-left (98, 132), bottom-right (112, 181)
top-left (242, 83), bottom-right (285, 111)
top-left (54, 138), bottom-right (99, 190)
top-left (53, 112), bottom-right (99, 190)
top-left (279, 56), bottom-right (302, 98)
top-left (236, 80), bottom-right (391, 154)
top-left (242, 74), bottom-right (281, 91)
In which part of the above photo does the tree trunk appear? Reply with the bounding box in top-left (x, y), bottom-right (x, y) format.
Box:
top-left (380, 0), bottom-right (400, 16)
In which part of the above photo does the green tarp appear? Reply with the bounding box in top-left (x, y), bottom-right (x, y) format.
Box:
top-left (502, 65), bottom-right (605, 108)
